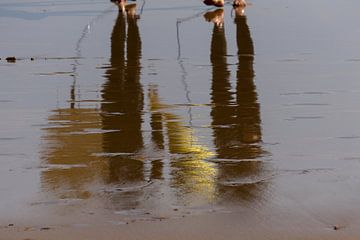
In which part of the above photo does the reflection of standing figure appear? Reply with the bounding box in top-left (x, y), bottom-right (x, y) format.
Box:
top-left (101, 4), bottom-right (144, 187)
top-left (234, 9), bottom-right (260, 147)
top-left (207, 8), bottom-right (265, 203)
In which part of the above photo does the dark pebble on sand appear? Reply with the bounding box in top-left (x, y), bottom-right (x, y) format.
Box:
top-left (333, 225), bottom-right (344, 230)
top-left (6, 57), bottom-right (16, 63)
top-left (40, 227), bottom-right (51, 231)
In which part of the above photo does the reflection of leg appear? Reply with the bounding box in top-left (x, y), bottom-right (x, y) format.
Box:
top-left (111, 0), bottom-right (126, 12)
top-left (234, 5), bottom-right (246, 17)
top-left (125, 2), bottom-right (143, 151)
top-left (125, 3), bottom-right (140, 20)
top-left (233, 0), bottom-right (247, 7)
top-left (204, 9), bottom-right (224, 28)
top-left (148, 86), bottom-right (165, 150)
top-left (235, 14), bottom-right (260, 145)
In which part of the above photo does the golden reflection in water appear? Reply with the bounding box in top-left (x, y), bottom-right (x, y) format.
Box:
top-left (41, 5), bottom-right (216, 208)
top-left (148, 86), bottom-right (216, 202)
top-left (40, 108), bottom-right (107, 199)
top-left (207, 9), bottom-right (266, 202)
top-left (41, 5), bottom-right (266, 210)
top-left (41, 6), bottom-right (145, 206)
top-left (100, 2), bottom-right (216, 204)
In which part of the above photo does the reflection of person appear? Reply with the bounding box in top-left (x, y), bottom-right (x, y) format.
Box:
top-left (101, 3), bottom-right (144, 188)
top-left (206, 8), bottom-right (265, 202)
top-left (234, 7), bottom-right (259, 145)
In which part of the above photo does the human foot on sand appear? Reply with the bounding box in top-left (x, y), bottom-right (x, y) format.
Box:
top-left (203, 0), bottom-right (225, 7)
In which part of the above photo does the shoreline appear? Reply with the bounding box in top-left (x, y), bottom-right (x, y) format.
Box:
top-left (1, 210), bottom-right (357, 240)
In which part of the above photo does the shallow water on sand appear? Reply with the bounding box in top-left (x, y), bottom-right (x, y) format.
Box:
top-left (2, 0), bottom-right (360, 232)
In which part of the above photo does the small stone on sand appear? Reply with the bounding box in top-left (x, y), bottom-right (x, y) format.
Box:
top-left (6, 57), bottom-right (16, 63)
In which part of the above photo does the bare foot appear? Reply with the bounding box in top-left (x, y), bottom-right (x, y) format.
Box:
top-left (203, 0), bottom-right (225, 7)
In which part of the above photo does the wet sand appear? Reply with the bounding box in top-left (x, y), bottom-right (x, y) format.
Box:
top-left (2, 0), bottom-right (360, 239)
top-left (2, 211), bottom-right (360, 240)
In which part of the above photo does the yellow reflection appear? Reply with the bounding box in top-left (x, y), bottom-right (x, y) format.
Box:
top-left (40, 4), bottom-right (267, 209)
top-left (41, 108), bottom-right (108, 199)
top-left (149, 86), bottom-right (216, 201)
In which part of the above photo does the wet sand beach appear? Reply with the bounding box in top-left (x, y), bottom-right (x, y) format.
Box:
top-left (2, 0), bottom-right (360, 239)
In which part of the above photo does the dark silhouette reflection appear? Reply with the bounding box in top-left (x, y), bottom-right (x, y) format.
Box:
top-left (101, 4), bottom-right (145, 194)
top-left (40, 4), bottom-right (269, 214)
top-left (149, 88), bottom-right (165, 151)
top-left (40, 4), bottom-right (150, 208)
top-left (207, 9), bottom-right (266, 203)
